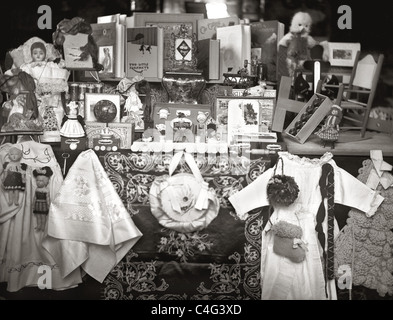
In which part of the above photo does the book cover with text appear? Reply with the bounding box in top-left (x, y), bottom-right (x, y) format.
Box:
top-left (126, 27), bottom-right (164, 80)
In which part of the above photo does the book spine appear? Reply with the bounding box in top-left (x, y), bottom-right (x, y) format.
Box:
top-left (157, 27), bottom-right (164, 79)
top-left (115, 24), bottom-right (125, 78)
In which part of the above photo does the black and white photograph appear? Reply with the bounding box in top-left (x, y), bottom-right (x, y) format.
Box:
top-left (0, 0), bottom-right (392, 311)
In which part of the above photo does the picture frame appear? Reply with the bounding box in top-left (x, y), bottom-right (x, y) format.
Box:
top-left (84, 121), bottom-right (134, 149)
top-left (63, 33), bottom-right (95, 70)
top-left (327, 42), bottom-right (361, 67)
top-left (133, 13), bottom-right (204, 71)
top-left (84, 93), bottom-right (121, 123)
top-left (98, 45), bottom-right (114, 74)
top-left (215, 96), bottom-right (275, 144)
top-left (168, 24), bottom-right (198, 71)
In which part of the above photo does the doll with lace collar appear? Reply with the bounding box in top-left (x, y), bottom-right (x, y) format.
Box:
top-left (32, 166), bottom-right (53, 231)
top-left (2, 145), bottom-right (27, 206)
top-left (19, 40), bottom-right (69, 96)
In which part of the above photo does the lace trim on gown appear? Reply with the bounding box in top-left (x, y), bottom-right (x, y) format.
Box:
top-left (278, 151), bottom-right (333, 167)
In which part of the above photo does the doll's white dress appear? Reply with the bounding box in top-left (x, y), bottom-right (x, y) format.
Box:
top-left (229, 152), bottom-right (384, 300)
top-left (0, 141), bottom-right (82, 292)
top-left (20, 61), bottom-right (69, 95)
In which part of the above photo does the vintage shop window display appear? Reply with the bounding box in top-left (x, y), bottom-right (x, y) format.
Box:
top-left (0, 9), bottom-right (391, 302)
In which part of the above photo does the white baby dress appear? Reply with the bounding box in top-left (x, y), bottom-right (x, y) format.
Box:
top-left (0, 141), bottom-right (81, 292)
top-left (229, 152), bottom-right (384, 300)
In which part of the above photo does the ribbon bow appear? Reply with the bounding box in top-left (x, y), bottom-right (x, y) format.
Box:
top-left (293, 238), bottom-right (308, 251)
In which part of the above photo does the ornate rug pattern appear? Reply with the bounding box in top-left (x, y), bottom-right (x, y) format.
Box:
top-left (99, 151), bottom-right (272, 300)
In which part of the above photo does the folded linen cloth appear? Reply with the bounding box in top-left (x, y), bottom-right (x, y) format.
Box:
top-left (42, 149), bottom-right (142, 282)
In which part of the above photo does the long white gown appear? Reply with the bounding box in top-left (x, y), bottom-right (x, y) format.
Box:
top-left (229, 152), bottom-right (384, 300)
top-left (0, 141), bottom-right (82, 292)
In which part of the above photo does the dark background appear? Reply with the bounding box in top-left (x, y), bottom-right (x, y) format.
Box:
top-left (0, 0), bottom-right (391, 62)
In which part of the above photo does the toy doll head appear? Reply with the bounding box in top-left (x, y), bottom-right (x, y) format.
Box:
top-left (290, 12), bottom-right (313, 35)
top-left (30, 42), bottom-right (46, 62)
top-left (33, 167), bottom-right (53, 188)
top-left (8, 145), bottom-right (23, 162)
top-left (330, 105), bottom-right (342, 116)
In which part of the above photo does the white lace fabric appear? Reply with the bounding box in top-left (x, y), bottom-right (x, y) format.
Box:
top-left (42, 149), bottom-right (142, 283)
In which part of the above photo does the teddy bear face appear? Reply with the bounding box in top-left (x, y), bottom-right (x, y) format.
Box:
top-left (290, 12), bottom-right (312, 35)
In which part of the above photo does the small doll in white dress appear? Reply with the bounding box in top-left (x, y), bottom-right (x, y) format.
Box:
top-left (60, 101), bottom-right (86, 138)
top-left (19, 40), bottom-right (70, 95)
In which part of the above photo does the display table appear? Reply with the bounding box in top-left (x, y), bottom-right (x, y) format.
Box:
top-left (283, 130), bottom-right (393, 157)
top-left (97, 150), bottom-right (274, 300)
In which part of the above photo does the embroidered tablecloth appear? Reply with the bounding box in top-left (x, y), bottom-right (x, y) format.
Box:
top-left (98, 151), bottom-right (273, 300)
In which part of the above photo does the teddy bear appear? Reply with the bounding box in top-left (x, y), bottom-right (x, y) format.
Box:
top-left (278, 11), bottom-right (318, 78)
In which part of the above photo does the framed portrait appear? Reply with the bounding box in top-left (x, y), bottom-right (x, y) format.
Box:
top-left (98, 45), bottom-right (114, 74)
top-left (133, 13), bottom-right (204, 71)
top-left (215, 96), bottom-right (275, 144)
top-left (84, 93), bottom-right (121, 123)
top-left (63, 33), bottom-right (95, 70)
top-left (327, 42), bottom-right (361, 67)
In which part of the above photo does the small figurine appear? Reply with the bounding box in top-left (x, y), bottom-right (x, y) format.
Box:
top-left (60, 101), bottom-right (86, 138)
top-left (315, 105), bottom-right (343, 149)
top-left (196, 111), bottom-right (209, 128)
top-left (32, 167), bottom-right (54, 231)
top-left (2, 145), bottom-right (27, 206)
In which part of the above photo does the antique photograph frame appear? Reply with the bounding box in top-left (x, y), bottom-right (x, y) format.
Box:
top-left (98, 45), bottom-right (114, 74)
top-left (84, 93), bottom-right (121, 123)
top-left (215, 96), bottom-right (276, 144)
top-left (63, 33), bottom-right (95, 70)
top-left (327, 42), bottom-right (361, 67)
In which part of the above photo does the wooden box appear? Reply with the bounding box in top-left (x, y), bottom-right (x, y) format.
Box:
top-left (284, 93), bottom-right (333, 144)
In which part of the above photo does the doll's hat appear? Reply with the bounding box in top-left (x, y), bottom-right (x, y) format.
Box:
top-left (303, 45), bottom-right (331, 72)
top-left (33, 166), bottom-right (53, 177)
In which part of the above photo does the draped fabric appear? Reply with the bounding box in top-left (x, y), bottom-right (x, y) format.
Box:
top-left (229, 152), bottom-right (384, 300)
top-left (0, 141), bottom-right (82, 292)
top-left (315, 163), bottom-right (335, 283)
top-left (42, 149), bottom-right (143, 283)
